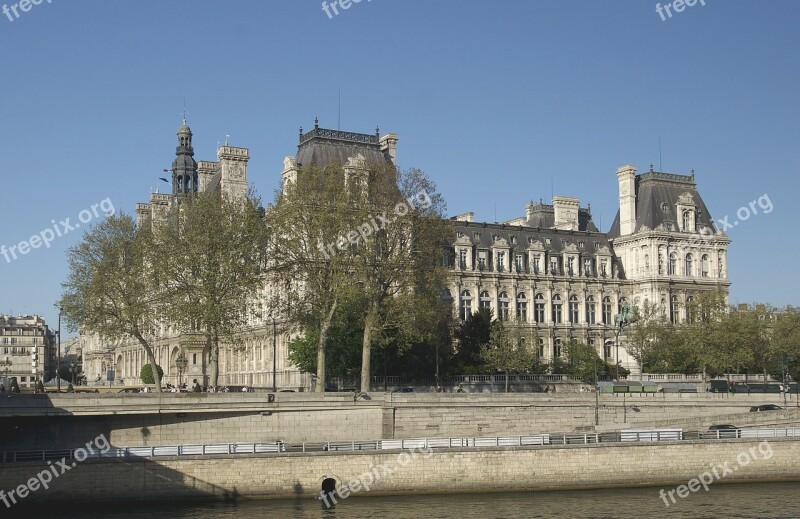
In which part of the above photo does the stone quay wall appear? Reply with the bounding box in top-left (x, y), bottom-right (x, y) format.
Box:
top-left (1, 439), bottom-right (799, 506)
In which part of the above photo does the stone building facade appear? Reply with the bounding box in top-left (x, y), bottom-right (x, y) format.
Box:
top-left (80, 119), bottom-right (729, 386)
top-left (448, 165), bottom-right (730, 374)
top-left (0, 314), bottom-right (55, 388)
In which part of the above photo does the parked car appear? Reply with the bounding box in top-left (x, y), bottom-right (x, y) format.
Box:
top-left (750, 404), bottom-right (782, 412)
top-left (705, 424), bottom-right (740, 438)
top-left (392, 387), bottom-right (417, 393)
top-left (118, 388), bottom-right (140, 393)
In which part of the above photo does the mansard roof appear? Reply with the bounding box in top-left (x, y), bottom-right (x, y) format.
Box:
top-left (296, 122), bottom-right (389, 167)
top-left (451, 220), bottom-right (613, 255)
top-left (608, 169), bottom-right (717, 238)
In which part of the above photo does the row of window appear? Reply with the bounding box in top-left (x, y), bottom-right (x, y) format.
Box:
top-left (0, 338), bottom-right (40, 345)
top-left (459, 290), bottom-right (624, 324)
top-left (456, 249), bottom-right (611, 277)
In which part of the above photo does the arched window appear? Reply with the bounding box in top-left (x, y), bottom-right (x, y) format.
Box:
top-left (537, 337), bottom-right (545, 358)
top-left (685, 253), bottom-right (694, 276)
top-left (686, 295), bottom-right (695, 324)
top-left (671, 295), bottom-right (680, 324)
top-left (586, 296), bottom-right (596, 325)
top-left (683, 210), bottom-right (693, 232)
top-left (569, 295), bottom-right (579, 324)
top-left (554, 338), bottom-right (562, 358)
top-left (479, 290), bottom-right (491, 310)
top-left (516, 293), bottom-right (527, 322)
top-left (604, 340), bottom-right (613, 360)
top-left (602, 296), bottom-right (612, 325)
top-left (669, 252), bottom-right (677, 275)
top-left (498, 292), bottom-right (510, 320)
top-left (552, 294), bottom-right (563, 324)
top-left (534, 293), bottom-right (546, 323)
top-left (701, 254), bottom-right (709, 277)
top-left (460, 290), bottom-right (472, 321)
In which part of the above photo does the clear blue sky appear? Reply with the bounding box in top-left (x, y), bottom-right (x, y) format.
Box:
top-left (1, 0), bottom-right (798, 334)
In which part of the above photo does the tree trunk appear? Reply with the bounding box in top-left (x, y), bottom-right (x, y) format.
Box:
top-left (133, 329), bottom-right (162, 393)
top-left (505, 370), bottom-right (509, 393)
top-left (209, 327), bottom-right (219, 388)
top-left (316, 299), bottom-right (338, 393)
top-left (360, 302), bottom-right (379, 392)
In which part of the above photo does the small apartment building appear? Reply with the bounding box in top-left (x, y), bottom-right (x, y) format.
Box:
top-left (0, 315), bottom-right (55, 388)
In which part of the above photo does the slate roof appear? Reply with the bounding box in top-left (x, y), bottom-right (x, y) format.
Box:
top-left (295, 124), bottom-right (389, 167)
top-left (452, 220), bottom-right (613, 254)
top-left (608, 170), bottom-right (717, 238)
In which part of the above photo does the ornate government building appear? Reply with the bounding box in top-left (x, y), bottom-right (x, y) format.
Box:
top-left (80, 120), bottom-right (730, 386)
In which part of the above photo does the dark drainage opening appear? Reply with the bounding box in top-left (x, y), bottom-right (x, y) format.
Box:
top-left (321, 478), bottom-right (336, 495)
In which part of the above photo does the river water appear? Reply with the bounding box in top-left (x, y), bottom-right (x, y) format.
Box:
top-left (12, 482), bottom-right (800, 518)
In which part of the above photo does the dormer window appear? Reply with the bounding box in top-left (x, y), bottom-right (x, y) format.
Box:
top-left (682, 210), bottom-right (694, 232)
top-left (474, 232), bottom-right (481, 241)
top-left (510, 236), bottom-right (516, 244)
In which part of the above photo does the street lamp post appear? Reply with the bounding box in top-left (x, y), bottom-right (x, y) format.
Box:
top-left (594, 359), bottom-right (605, 426)
top-left (272, 317), bottom-right (277, 392)
top-left (175, 353), bottom-right (188, 391)
top-left (57, 308), bottom-right (62, 393)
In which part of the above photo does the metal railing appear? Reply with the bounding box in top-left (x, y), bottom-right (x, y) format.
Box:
top-left (4, 428), bottom-right (800, 464)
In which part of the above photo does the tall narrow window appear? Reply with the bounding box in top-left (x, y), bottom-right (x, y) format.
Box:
top-left (533, 255), bottom-right (541, 274)
top-left (515, 254), bottom-right (524, 273)
top-left (685, 253), bottom-right (694, 276)
top-left (586, 296), bottom-right (596, 325)
top-left (460, 290), bottom-right (472, 321)
top-left (516, 293), bottom-right (527, 321)
top-left (480, 290), bottom-right (491, 310)
top-left (671, 296), bottom-right (680, 324)
top-left (602, 297), bottom-right (612, 325)
top-left (552, 294), bottom-right (563, 324)
top-left (686, 295), bottom-right (695, 324)
top-left (569, 295), bottom-right (579, 324)
top-left (478, 251), bottom-right (487, 270)
top-left (669, 252), bottom-right (677, 275)
top-left (550, 257), bottom-right (559, 275)
top-left (534, 293), bottom-right (545, 323)
top-left (537, 338), bottom-right (545, 358)
top-left (683, 210), bottom-right (693, 232)
top-left (554, 338), bottom-right (562, 358)
top-left (604, 341), bottom-right (613, 360)
top-left (701, 254), bottom-right (709, 277)
top-left (459, 249), bottom-right (467, 269)
top-left (498, 292), bottom-right (510, 320)
top-left (496, 251), bottom-right (505, 272)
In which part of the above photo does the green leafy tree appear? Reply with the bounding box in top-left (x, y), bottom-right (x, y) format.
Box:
top-left (455, 307), bottom-right (493, 372)
top-left (60, 213), bottom-right (163, 392)
top-left (267, 162), bottom-right (363, 392)
top-left (152, 191), bottom-right (268, 387)
top-left (626, 301), bottom-right (672, 379)
top-left (766, 309), bottom-right (800, 381)
top-left (480, 321), bottom-right (537, 392)
top-left (287, 292), bottom-right (366, 385)
top-left (354, 164), bottom-right (451, 391)
top-left (557, 340), bottom-right (625, 384)
top-left (140, 364), bottom-right (163, 385)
